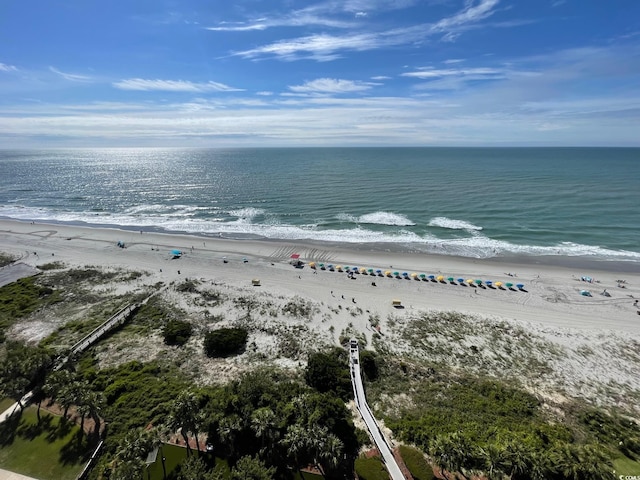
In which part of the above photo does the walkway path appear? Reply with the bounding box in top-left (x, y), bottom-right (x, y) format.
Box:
top-left (0, 468), bottom-right (40, 480)
top-left (349, 340), bottom-right (407, 480)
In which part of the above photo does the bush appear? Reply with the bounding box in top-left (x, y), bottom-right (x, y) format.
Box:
top-left (162, 319), bottom-right (193, 346)
top-left (305, 347), bottom-right (352, 400)
top-left (354, 456), bottom-right (389, 480)
top-left (204, 328), bottom-right (248, 357)
top-left (399, 445), bottom-right (436, 480)
top-left (360, 350), bottom-right (379, 381)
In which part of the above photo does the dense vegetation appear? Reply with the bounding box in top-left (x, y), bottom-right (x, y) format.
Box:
top-left (163, 319), bottom-right (193, 346)
top-left (368, 358), bottom-right (635, 480)
top-left (304, 347), bottom-right (352, 401)
top-left (204, 328), bottom-right (248, 357)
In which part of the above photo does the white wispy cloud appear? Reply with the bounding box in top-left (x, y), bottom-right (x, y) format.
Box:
top-left (112, 78), bottom-right (244, 92)
top-left (402, 67), bottom-right (504, 79)
top-left (431, 0), bottom-right (501, 32)
top-left (233, 32), bottom-right (384, 61)
top-left (288, 78), bottom-right (373, 94)
top-left (232, 0), bottom-right (504, 61)
top-left (49, 66), bottom-right (91, 82)
top-left (0, 63), bottom-right (18, 72)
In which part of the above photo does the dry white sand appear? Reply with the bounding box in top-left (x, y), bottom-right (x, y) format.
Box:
top-left (1, 219), bottom-right (639, 412)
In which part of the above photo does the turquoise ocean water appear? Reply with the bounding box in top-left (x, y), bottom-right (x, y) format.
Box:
top-left (0, 147), bottom-right (639, 265)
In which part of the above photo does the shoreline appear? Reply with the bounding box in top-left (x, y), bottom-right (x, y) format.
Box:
top-left (2, 216), bottom-right (638, 275)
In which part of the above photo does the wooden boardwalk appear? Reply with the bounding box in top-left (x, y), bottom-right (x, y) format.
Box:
top-left (349, 340), bottom-right (408, 480)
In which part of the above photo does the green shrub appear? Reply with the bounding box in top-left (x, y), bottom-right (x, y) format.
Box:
top-left (304, 348), bottom-right (352, 400)
top-left (204, 328), bottom-right (248, 357)
top-left (360, 350), bottom-right (379, 381)
top-left (162, 319), bottom-right (193, 346)
top-left (399, 445), bottom-right (435, 480)
top-left (354, 456), bottom-right (389, 480)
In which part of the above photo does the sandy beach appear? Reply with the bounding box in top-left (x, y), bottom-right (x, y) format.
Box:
top-left (1, 218), bottom-right (639, 412)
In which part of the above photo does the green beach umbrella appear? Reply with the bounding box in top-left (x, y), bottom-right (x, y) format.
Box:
top-left (475, 279), bottom-right (483, 285)
top-left (505, 282), bottom-right (514, 288)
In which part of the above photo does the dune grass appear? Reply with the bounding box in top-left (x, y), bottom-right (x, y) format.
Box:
top-left (0, 406), bottom-right (94, 480)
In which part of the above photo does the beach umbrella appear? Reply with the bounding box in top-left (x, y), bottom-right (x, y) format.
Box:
top-left (360, 268), bottom-right (367, 274)
top-left (516, 283), bottom-right (525, 290)
top-left (437, 275), bottom-right (445, 282)
top-left (393, 271), bottom-right (400, 277)
top-left (466, 279), bottom-right (475, 285)
top-left (343, 266), bottom-right (350, 271)
top-left (352, 266), bottom-right (359, 271)
top-left (410, 273), bottom-right (419, 279)
top-left (419, 273), bottom-right (426, 279)
top-left (475, 279), bottom-right (483, 285)
top-left (385, 270), bottom-right (392, 277)
top-left (368, 268), bottom-right (374, 274)
top-left (319, 263), bottom-right (325, 269)
top-left (457, 278), bottom-right (465, 284)
top-left (505, 282), bottom-right (514, 288)
top-left (495, 281), bottom-right (503, 288)
top-left (428, 275), bottom-right (436, 280)
top-left (335, 265), bottom-right (342, 271)
top-left (309, 262), bottom-right (316, 268)
top-left (402, 272), bottom-right (409, 277)
top-left (486, 280), bottom-right (493, 286)
top-left (447, 277), bottom-right (455, 283)
top-left (376, 269), bottom-right (382, 275)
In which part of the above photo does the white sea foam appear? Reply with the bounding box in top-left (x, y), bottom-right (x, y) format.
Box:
top-left (428, 216), bottom-right (483, 231)
top-left (227, 207), bottom-right (265, 221)
top-left (337, 211), bottom-right (416, 226)
top-left (2, 205), bottom-right (639, 262)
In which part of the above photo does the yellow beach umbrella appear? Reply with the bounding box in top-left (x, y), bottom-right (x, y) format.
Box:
top-left (360, 268), bottom-right (367, 274)
top-left (309, 262), bottom-right (316, 268)
top-left (410, 272), bottom-right (418, 279)
top-left (385, 270), bottom-right (392, 277)
top-left (495, 281), bottom-right (503, 288)
top-left (436, 275), bottom-right (445, 282)
top-left (466, 279), bottom-right (474, 285)
top-left (336, 265), bottom-right (343, 271)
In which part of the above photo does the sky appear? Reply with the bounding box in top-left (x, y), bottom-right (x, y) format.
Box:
top-left (1, 0), bottom-right (640, 147)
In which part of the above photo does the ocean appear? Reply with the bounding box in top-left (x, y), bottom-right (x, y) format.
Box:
top-left (1, 147), bottom-right (639, 264)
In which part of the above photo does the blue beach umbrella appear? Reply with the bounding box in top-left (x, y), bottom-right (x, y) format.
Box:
top-left (428, 275), bottom-right (436, 280)
top-left (516, 283), bottom-right (525, 290)
top-left (457, 278), bottom-right (465, 284)
top-left (375, 269), bottom-right (382, 275)
top-left (402, 272), bottom-right (409, 277)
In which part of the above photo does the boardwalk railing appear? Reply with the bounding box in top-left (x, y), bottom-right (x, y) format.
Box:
top-left (349, 339), bottom-right (407, 480)
top-left (68, 303), bottom-right (139, 356)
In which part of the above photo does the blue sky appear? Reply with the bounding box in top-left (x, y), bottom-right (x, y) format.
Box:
top-left (1, 0), bottom-right (639, 147)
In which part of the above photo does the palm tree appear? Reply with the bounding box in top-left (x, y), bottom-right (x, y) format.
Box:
top-left (283, 424), bottom-right (310, 472)
top-left (251, 407), bottom-right (278, 456)
top-left (218, 414), bottom-right (244, 458)
top-left (168, 390), bottom-right (203, 455)
top-left (317, 431), bottom-right (343, 475)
